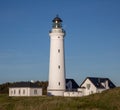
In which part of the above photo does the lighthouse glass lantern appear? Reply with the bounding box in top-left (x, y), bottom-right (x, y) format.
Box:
top-left (52, 16), bottom-right (62, 28)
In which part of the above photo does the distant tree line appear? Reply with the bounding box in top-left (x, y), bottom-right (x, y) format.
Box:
top-left (0, 82), bottom-right (10, 94)
top-left (36, 81), bottom-right (48, 95)
top-left (0, 81), bottom-right (48, 95)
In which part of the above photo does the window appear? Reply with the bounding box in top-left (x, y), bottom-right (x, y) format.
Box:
top-left (58, 49), bottom-right (60, 53)
top-left (58, 82), bottom-right (60, 86)
top-left (58, 65), bottom-right (60, 69)
top-left (11, 90), bottom-right (13, 95)
top-left (34, 90), bottom-right (37, 94)
top-left (86, 84), bottom-right (91, 90)
top-left (14, 90), bottom-right (16, 94)
top-left (19, 90), bottom-right (21, 94)
top-left (23, 89), bottom-right (25, 94)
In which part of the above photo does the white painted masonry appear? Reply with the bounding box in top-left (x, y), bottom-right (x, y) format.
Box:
top-left (47, 16), bottom-right (66, 96)
top-left (64, 91), bottom-right (83, 97)
top-left (9, 87), bottom-right (42, 96)
top-left (64, 77), bottom-right (116, 97)
top-left (80, 78), bottom-right (104, 96)
top-left (9, 82), bottom-right (42, 97)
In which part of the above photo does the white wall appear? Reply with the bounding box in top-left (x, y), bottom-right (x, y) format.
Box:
top-left (81, 79), bottom-right (97, 96)
top-left (64, 91), bottom-right (83, 97)
top-left (9, 88), bottom-right (28, 96)
top-left (64, 78), bottom-right (111, 97)
top-left (96, 88), bottom-right (106, 93)
top-left (48, 90), bottom-right (65, 96)
top-left (77, 88), bottom-right (85, 96)
top-left (30, 88), bottom-right (42, 96)
top-left (9, 87), bottom-right (42, 96)
top-left (80, 79), bottom-right (107, 96)
top-left (48, 28), bottom-right (66, 96)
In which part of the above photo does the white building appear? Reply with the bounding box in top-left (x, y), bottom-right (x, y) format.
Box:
top-left (64, 77), bottom-right (116, 97)
top-left (9, 82), bottom-right (42, 96)
top-left (78, 77), bottom-right (116, 96)
top-left (64, 79), bottom-right (82, 97)
top-left (47, 15), bottom-right (66, 96)
top-left (66, 79), bottom-right (79, 91)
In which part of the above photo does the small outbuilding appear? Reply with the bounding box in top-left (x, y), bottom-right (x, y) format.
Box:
top-left (66, 79), bottom-right (79, 91)
top-left (64, 79), bottom-right (81, 97)
top-left (9, 82), bottom-right (42, 96)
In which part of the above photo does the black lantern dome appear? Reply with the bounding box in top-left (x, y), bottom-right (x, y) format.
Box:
top-left (52, 15), bottom-right (62, 28)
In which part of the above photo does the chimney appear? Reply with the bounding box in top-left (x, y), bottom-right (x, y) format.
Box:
top-left (105, 80), bottom-right (109, 89)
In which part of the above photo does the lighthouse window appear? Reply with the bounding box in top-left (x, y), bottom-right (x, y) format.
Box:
top-left (58, 65), bottom-right (60, 69)
top-left (58, 82), bottom-right (60, 85)
top-left (58, 49), bottom-right (60, 53)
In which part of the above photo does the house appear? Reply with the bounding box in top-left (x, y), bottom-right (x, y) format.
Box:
top-left (64, 77), bottom-right (116, 97)
top-left (9, 82), bottom-right (42, 96)
top-left (64, 79), bottom-right (82, 97)
top-left (66, 79), bottom-right (79, 91)
top-left (78, 77), bottom-right (116, 96)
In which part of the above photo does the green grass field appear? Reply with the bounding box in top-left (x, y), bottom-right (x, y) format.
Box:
top-left (0, 87), bottom-right (120, 110)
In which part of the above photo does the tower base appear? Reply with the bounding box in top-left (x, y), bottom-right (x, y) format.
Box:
top-left (47, 89), bottom-right (65, 96)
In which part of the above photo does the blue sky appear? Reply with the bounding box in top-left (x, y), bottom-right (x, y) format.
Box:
top-left (0, 0), bottom-right (120, 86)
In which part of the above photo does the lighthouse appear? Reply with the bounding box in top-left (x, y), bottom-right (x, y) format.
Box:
top-left (47, 15), bottom-right (66, 96)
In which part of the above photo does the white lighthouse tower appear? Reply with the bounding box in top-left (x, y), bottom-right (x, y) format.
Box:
top-left (47, 15), bottom-right (66, 96)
